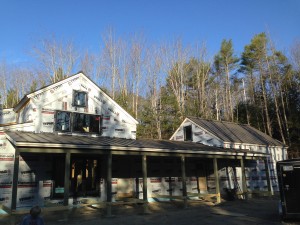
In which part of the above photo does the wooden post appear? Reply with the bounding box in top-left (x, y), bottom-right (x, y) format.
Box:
top-left (106, 153), bottom-right (113, 217)
top-left (82, 159), bottom-right (87, 197)
top-left (240, 157), bottom-right (248, 200)
top-left (213, 158), bottom-right (221, 203)
top-left (63, 152), bottom-right (71, 206)
top-left (181, 156), bottom-right (187, 208)
top-left (142, 155), bottom-right (150, 214)
top-left (264, 157), bottom-right (273, 196)
top-left (11, 149), bottom-right (20, 211)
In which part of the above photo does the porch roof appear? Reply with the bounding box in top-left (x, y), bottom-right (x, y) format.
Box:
top-left (5, 131), bottom-right (268, 158)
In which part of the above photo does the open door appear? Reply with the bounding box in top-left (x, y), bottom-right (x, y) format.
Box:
top-left (70, 157), bottom-right (101, 197)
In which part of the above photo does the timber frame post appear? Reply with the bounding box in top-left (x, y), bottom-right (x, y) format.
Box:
top-left (240, 156), bottom-right (248, 200)
top-left (11, 148), bottom-right (20, 211)
top-left (264, 157), bottom-right (273, 196)
top-left (181, 156), bottom-right (188, 208)
top-left (142, 154), bottom-right (150, 214)
top-left (63, 152), bottom-right (71, 206)
top-left (106, 152), bottom-right (113, 217)
top-left (213, 157), bottom-right (221, 203)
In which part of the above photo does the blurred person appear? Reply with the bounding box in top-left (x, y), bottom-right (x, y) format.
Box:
top-left (20, 205), bottom-right (45, 225)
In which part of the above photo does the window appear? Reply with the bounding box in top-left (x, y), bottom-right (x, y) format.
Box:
top-left (73, 90), bottom-right (87, 107)
top-left (55, 111), bottom-right (100, 133)
top-left (73, 113), bottom-right (100, 133)
top-left (55, 111), bottom-right (71, 132)
top-left (184, 125), bottom-right (193, 141)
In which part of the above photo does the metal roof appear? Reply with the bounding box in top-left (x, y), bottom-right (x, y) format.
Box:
top-left (5, 131), bottom-right (267, 158)
top-left (187, 117), bottom-right (285, 147)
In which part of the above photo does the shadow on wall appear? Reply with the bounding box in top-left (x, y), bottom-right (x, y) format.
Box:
top-left (0, 108), bottom-right (17, 125)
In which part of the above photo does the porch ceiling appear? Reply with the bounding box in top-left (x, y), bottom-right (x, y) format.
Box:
top-left (5, 131), bottom-right (268, 158)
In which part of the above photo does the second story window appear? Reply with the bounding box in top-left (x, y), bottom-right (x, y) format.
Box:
top-left (73, 90), bottom-right (87, 107)
top-left (184, 125), bottom-right (193, 141)
top-left (73, 113), bottom-right (100, 133)
top-left (55, 111), bottom-right (71, 132)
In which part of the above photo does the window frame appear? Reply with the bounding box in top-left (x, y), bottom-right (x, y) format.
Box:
top-left (72, 112), bottom-right (101, 134)
top-left (73, 90), bottom-right (88, 108)
top-left (55, 111), bottom-right (72, 132)
top-left (183, 125), bottom-right (193, 141)
top-left (55, 111), bottom-right (101, 134)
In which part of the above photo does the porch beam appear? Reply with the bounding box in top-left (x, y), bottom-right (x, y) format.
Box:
top-left (213, 157), bottom-right (221, 203)
top-left (264, 158), bottom-right (273, 196)
top-left (181, 156), bottom-right (187, 208)
top-left (63, 152), bottom-right (71, 206)
top-left (11, 148), bottom-right (20, 211)
top-left (240, 157), bottom-right (248, 200)
top-left (15, 148), bottom-right (266, 160)
top-left (142, 154), bottom-right (150, 214)
top-left (106, 152), bottom-right (113, 217)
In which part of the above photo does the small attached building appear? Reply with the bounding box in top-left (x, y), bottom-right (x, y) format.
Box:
top-left (170, 117), bottom-right (288, 193)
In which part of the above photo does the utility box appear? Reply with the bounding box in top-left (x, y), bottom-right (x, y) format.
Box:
top-left (277, 158), bottom-right (300, 219)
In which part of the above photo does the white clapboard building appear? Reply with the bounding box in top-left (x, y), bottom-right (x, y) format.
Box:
top-left (170, 117), bottom-right (288, 193)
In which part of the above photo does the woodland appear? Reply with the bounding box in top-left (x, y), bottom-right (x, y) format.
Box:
top-left (0, 29), bottom-right (299, 157)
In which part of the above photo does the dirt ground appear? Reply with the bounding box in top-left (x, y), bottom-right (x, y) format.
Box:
top-left (1, 196), bottom-right (300, 225)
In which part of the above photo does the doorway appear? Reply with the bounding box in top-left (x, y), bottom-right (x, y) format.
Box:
top-left (70, 156), bottom-right (102, 197)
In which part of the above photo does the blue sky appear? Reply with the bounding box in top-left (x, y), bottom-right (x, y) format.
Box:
top-left (1, 0), bottom-right (300, 65)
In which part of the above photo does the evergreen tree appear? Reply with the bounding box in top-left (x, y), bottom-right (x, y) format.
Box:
top-left (213, 39), bottom-right (239, 121)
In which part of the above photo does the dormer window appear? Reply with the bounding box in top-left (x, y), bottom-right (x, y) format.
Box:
top-left (73, 90), bottom-right (87, 107)
top-left (55, 111), bottom-right (71, 132)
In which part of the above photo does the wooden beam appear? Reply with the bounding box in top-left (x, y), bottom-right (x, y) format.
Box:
top-left (15, 147), bottom-right (266, 160)
top-left (63, 152), bottom-right (71, 206)
top-left (142, 155), bottom-right (150, 214)
top-left (213, 158), bottom-right (221, 203)
top-left (106, 153), bottom-right (112, 217)
top-left (11, 148), bottom-right (20, 211)
top-left (181, 156), bottom-right (187, 208)
top-left (240, 157), bottom-right (248, 200)
top-left (264, 158), bottom-right (273, 196)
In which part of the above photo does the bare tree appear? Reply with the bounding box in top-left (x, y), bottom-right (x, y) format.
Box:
top-left (0, 60), bottom-right (8, 108)
top-left (145, 45), bottom-right (164, 139)
top-left (290, 40), bottom-right (300, 72)
top-left (116, 40), bottom-right (130, 108)
top-left (193, 43), bottom-right (212, 118)
top-left (31, 36), bottom-right (79, 83)
top-left (80, 51), bottom-right (97, 78)
top-left (130, 34), bottom-right (146, 119)
top-left (164, 39), bottom-right (189, 120)
top-left (102, 27), bottom-right (120, 99)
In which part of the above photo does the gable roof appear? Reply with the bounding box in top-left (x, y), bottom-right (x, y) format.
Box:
top-left (186, 117), bottom-right (285, 147)
top-left (13, 72), bottom-right (138, 125)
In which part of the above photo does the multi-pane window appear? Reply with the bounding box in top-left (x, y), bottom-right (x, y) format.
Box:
top-left (55, 111), bottom-right (100, 133)
top-left (73, 91), bottom-right (87, 107)
top-left (73, 113), bottom-right (100, 133)
top-left (55, 111), bottom-right (71, 132)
